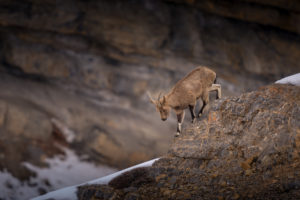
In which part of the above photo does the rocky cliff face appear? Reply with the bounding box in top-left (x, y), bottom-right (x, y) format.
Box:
top-left (0, 0), bottom-right (299, 197)
top-left (1, 0), bottom-right (300, 94)
top-left (78, 84), bottom-right (300, 199)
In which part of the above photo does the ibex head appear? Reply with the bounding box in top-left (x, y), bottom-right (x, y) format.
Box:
top-left (147, 92), bottom-right (170, 121)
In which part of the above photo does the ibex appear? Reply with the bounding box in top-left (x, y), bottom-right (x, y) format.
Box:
top-left (148, 66), bottom-right (221, 136)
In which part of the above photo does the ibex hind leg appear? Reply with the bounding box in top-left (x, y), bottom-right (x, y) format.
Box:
top-left (198, 90), bottom-right (209, 117)
top-left (217, 85), bottom-right (222, 99)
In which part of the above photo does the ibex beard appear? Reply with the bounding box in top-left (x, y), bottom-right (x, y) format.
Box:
top-left (148, 66), bottom-right (221, 137)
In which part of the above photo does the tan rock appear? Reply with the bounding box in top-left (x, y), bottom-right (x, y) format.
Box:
top-left (6, 104), bottom-right (27, 136)
top-left (0, 100), bottom-right (7, 127)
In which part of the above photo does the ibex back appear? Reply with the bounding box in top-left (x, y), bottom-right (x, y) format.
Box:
top-left (148, 66), bottom-right (221, 136)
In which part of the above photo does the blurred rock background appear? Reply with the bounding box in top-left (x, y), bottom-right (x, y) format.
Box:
top-left (0, 0), bottom-right (299, 198)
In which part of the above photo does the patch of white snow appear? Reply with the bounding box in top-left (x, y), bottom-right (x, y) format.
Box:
top-left (32, 157), bottom-right (160, 200)
top-left (0, 147), bottom-right (116, 200)
top-left (25, 148), bottom-right (116, 190)
top-left (275, 73), bottom-right (300, 86)
top-left (87, 157), bottom-right (160, 185)
top-left (0, 170), bottom-right (40, 200)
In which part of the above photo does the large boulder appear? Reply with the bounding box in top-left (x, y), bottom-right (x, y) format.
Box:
top-left (78, 84), bottom-right (300, 199)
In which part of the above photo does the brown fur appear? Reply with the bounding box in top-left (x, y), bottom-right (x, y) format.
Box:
top-left (148, 66), bottom-right (221, 136)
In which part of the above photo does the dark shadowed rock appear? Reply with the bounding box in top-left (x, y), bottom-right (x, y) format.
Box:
top-left (78, 84), bottom-right (300, 199)
top-left (108, 167), bottom-right (154, 189)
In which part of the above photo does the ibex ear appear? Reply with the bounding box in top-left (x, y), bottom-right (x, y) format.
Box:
top-left (147, 91), bottom-right (156, 105)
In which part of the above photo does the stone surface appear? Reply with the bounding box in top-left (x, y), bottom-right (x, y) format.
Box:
top-left (78, 84), bottom-right (300, 199)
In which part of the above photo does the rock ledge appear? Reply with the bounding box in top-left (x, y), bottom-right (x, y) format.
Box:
top-left (78, 84), bottom-right (300, 200)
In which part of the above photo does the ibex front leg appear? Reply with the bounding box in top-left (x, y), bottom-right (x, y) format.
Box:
top-left (189, 105), bottom-right (196, 123)
top-left (209, 84), bottom-right (222, 99)
top-left (176, 110), bottom-right (185, 137)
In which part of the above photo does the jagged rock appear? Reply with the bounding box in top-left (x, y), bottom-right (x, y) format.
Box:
top-left (78, 84), bottom-right (300, 199)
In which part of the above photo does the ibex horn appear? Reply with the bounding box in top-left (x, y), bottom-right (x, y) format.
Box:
top-left (158, 92), bottom-right (162, 101)
top-left (147, 91), bottom-right (156, 104)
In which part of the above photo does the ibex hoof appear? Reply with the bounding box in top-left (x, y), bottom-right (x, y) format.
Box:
top-left (175, 132), bottom-right (180, 137)
top-left (191, 118), bottom-right (196, 123)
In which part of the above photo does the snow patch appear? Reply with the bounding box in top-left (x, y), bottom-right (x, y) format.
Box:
top-left (32, 157), bottom-right (160, 200)
top-left (0, 147), bottom-right (116, 200)
top-left (87, 157), bottom-right (160, 185)
top-left (0, 170), bottom-right (40, 200)
top-left (25, 148), bottom-right (116, 190)
top-left (275, 73), bottom-right (300, 86)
